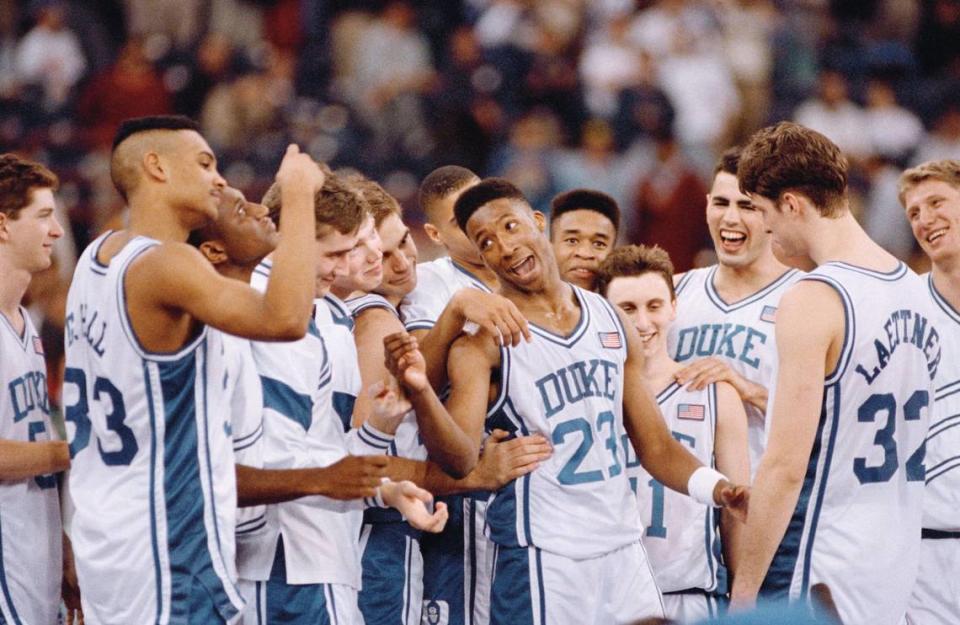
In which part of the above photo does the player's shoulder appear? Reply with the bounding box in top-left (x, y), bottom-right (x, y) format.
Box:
top-left (347, 292), bottom-right (398, 318)
top-left (674, 265), bottom-right (712, 295)
top-left (450, 327), bottom-right (500, 365)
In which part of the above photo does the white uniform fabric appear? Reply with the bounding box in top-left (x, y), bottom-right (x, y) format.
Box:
top-left (400, 258), bottom-right (491, 332)
top-left (668, 266), bottom-right (803, 475)
top-left (64, 233), bottom-right (243, 623)
top-left (0, 308), bottom-right (62, 625)
top-left (905, 275), bottom-right (960, 625)
top-left (627, 381), bottom-right (720, 597)
top-left (762, 262), bottom-right (939, 625)
top-left (485, 286), bottom-right (642, 559)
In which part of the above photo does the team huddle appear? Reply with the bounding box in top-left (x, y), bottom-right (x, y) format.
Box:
top-left (1, 115), bottom-right (958, 625)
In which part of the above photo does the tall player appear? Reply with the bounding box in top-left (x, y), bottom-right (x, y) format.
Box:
top-left (548, 189), bottom-right (619, 291)
top-left (597, 244), bottom-right (750, 623)
top-left (899, 160), bottom-right (960, 625)
top-left (387, 178), bottom-right (748, 625)
top-left (729, 122), bottom-right (940, 625)
top-left (63, 115), bottom-right (320, 622)
top-left (668, 147), bottom-right (803, 476)
top-left (0, 154), bottom-right (72, 623)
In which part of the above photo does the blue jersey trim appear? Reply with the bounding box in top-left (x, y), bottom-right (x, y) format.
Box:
top-left (323, 294), bottom-right (356, 332)
top-left (452, 261), bottom-right (493, 293)
top-left (233, 422), bottom-right (264, 452)
top-left (534, 548), bottom-right (546, 623)
top-left (332, 392), bottom-right (356, 432)
top-left (928, 274), bottom-right (960, 325)
top-left (704, 266), bottom-right (800, 313)
top-left (656, 381), bottom-right (683, 404)
top-left (825, 260), bottom-right (907, 282)
top-left (260, 376), bottom-right (313, 431)
top-left (674, 271), bottom-right (696, 296)
top-left (527, 286), bottom-right (591, 347)
top-left (143, 362), bottom-right (165, 624)
top-left (799, 275), bottom-right (856, 385)
top-left (926, 453), bottom-right (960, 484)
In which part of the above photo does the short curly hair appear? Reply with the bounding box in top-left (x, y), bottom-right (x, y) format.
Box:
top-left (0, 153), bottom-right (59, 220)
top-left (596, 244), bottom-right (675, 300)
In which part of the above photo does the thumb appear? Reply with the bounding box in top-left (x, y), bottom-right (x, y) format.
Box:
top-left (488, 429), bottom-right (510, 444)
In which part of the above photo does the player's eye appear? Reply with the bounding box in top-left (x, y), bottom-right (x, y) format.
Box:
top-left (505, 221), bottom-right (517, 231)
top-left (593, 241), bottom-right (607, 250)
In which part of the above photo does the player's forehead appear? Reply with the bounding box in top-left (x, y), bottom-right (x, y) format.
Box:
top-left (378, 212), bottom-right (408, 246)
top-left (608, 272), bottom-right (671, 302)
top-left (467, 197), bottom-right (531, 235)
top-left (904, 179), bottom-right (960, 209)
top-left (170, 129), bottom-right (215, 159)
top-left (709, 171), bottom-right (747, 199)
top-left (552, 209), bottom-right (615, 239)
top-left (20, 187), bottom-right (57, 215)
top-left (317, 226), bottom-right (359, 253)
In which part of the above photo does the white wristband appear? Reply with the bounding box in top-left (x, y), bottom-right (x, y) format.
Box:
top-left (373, 477), bottom-right (391, 508)
top-left (687, 467), bottom-right (725, 508)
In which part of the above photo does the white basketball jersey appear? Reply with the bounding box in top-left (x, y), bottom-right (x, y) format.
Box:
top-left (400, 258), bottom-right (491, 332)
top-left (485, 287), bottom-right (642, 559)
top-left (668, 266), bottom-right (803, 474)
top-left (627, 381), bottom-right (719, 593)
top-left (250, 262), bottom-right (364, 588)
top-left (315, 294), bottom-right (362, 433)
top-left (64, 233), bottom-right (243, 623)
top-left (762, 262), bottom-right (939, 625)
top-left (346, 294), bottom-right (426, 462)
top-left (0, 308), bottom-right (62, 624)
top-left (921, 274), bottom-right (960, 532)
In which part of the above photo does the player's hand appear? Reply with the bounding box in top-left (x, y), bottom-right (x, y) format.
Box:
top-left (714, 479), bottom-right (749, 523)
top-left (311, 455), bottom-right (390, 500)
top-left (383, 331), bottom-right (429, 393)
top-left (675, 357), bottom-right (767, 410)
top-left (451, 290), bottom-right (530, 347)
top-left (380, 480), bottom-right (449, 533)
top-left (275, 144), bottom-right (326, 195)
top-left (367, 380), bottom-right (411, 434)
top-left (471, 429), bottom-right (552, 490)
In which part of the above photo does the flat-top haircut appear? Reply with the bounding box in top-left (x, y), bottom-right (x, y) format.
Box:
top-left (453, 177), bottom-right (526, 232)
top-left (0, 153), bottom-right (58, 219)
top-left (738, 122), bottom-right (848, 217)
top-left (898, 160), bottom-right (960, 206)
top-left (110, 115), bottom-right (203, 202)
top-left (549, 189), bottom-right (620, 234)
top-left (418, 165), bottom-right (480, 219)
top-left (713, 146), bottom-right (742, 177)
top-left (262, 172), bottom-right (365, 237)
top-left (596, 244), bottom-right (676, 300)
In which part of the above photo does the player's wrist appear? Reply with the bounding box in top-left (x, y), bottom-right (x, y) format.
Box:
top-left (688, 466), bottom-right (727, 507)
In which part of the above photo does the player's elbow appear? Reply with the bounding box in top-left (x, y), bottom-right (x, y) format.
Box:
top-left (263, 314), bottom-right (310, 341)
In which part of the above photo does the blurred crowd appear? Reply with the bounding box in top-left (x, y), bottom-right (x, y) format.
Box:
top-left (5, 0), bottom-right (960, 385)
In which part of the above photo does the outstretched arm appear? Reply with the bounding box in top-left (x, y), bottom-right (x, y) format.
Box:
top-left (0, 438), bottom-right (69, 480)
top-left (730, 282), bottom-right (842, 609)
top-left (236, 455), bottom-right (390, 506)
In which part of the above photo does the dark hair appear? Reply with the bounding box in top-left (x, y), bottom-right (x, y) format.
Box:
top-left (418, 165), bottom-right (479, 219)
top-left (454, 177), bottom-right (526, 232)
top-left (596, 244), bottom-right (675, 300)
top-left (0, 153), bottom-right (59, 220)
top-left (351, 178), bottom-right (402, 227)
top-left (549, 189), bottom-right (620, 235)
top-left (112, 115), bottom-right (201, 151)
top-left (713, 146), bottom-right (741, 177)
top-left (738, 122), bottom-right (848, 217)
top-left (262, 173), bottom-right (365, 237)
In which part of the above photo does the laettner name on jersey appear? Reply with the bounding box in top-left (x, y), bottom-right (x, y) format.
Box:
top-left (855, 308), bottom-right (941, 385)
top-left (65, 302), bottom-right (108, 357)
top-left (536, 358), bottom-right (620, 418)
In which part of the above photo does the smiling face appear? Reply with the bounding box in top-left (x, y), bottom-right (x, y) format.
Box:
top-left (550, 209), bottom-right (616, 291)
top-left (706, 171), bottom-right (769, 269)
top-left (904, 178), bottom-right (960, 267)
top-left (164, 130), bottom-right (227, 227)
top-left (213, 188), bottom-right (278, 266)
top-left (375, 212), bottom-right (418, 300)
top-left (605, 272), bottom-right (676, 360)
top-left (0, 187), bottom-right (64, 274)
top-left (314, 225), bottom-right (360, 297)
top-left (466, 198), bottom-right (553, 293)
top-left (334, 213), bottom-right (384, 294)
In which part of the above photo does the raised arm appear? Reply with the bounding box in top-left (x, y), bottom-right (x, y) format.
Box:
top-left (730, 281), bottom-right (842, 608)
top-left (713, 381), bottom-right (751, 580)
top-left (127, 145), bottom-right (322, 342)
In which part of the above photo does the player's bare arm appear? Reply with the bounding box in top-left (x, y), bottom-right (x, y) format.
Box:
top-left (714, 380), bottom-right (751, 579)
top-left (675, 357), bottom-right (769, 413)
top-left (730, 281), bottom-right (843, 609)
top-left (618, 306), bottom-right (748, 515)
top-left (0, 438), bottom-right (69, 479)
top-left (352, 306), bottom-right (409, 431)
top-left (236, 454), bottom-right (390, 506)
top-left (124, 145), bottom-right (322, 348)
top-left (415, 288), bottom-right (529, 390)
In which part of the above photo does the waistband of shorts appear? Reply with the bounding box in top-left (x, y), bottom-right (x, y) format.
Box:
top-left (921, 528), bottom-right (960, 540)
top-left (663, 588), bottom-right (712, 597)
top-left (362, 508), bottom-right (422, 538)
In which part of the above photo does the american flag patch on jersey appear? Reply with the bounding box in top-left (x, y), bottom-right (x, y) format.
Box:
top-left (678, 403), bottom-right (705, 421)
top-left (598, 331), bottom-right (622, 349)
top-left (32, 336), bottom-right (44, 356)
top-left (760, 305), bottom-right (777, 323)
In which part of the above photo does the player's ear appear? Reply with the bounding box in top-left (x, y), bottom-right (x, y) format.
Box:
top-left (198, 240), bottom-right (228, 265)
top-left (143, 150), bottom-right (168, 183)
top-left (423, 222), bottom-right (442, 245)
top-left (0, 212), bottom-right (8, 242)
top-left (533, 210), bottom-right (546, 232)
top-left (780, 192), bottom-right (803, 216)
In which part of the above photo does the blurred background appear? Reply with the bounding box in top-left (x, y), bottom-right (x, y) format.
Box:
top-left (4, 0), bottom-right (960, 402)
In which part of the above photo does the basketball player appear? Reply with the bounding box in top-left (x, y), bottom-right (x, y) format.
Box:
top-left (386, 178), bottom-right (748, 625)
top-left (549, 189), bottom-right (619, 291)
top-left (729, 123), bottom-right (940, 625)
top-left (0, 154), bottom-right (72, 623)
top-left (668, 147), bottom-right (803, 476)
top-left (899, 160), bottom-right (960, 625)
top-left (598, 244), bottom-right (750, 623)
top-left (61, 115), bottom-right (331, 622)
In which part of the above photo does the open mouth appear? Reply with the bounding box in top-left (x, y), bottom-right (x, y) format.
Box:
top-left (510, 255), bottom-right (536, 279)
top-left (638, 331), bottom-right (656, 344)
top-left (927, 228), bottom-right (948, 244)
top-left (719, 229), bottom-right (747, 250)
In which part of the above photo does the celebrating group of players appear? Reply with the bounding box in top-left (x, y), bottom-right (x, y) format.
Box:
top-left (1, 114), bottom-right (958, 625)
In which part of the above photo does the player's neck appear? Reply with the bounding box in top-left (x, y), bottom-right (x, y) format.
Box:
top-left (0, 262), bottom-right (29, 325)
top-left (504, 279), bottom-right (576, 331)
top-left (450, 253), bottom-right (498, 290)
top-left (330, 284), bottom-right (352, 300)
top-left (807, 212), bottom-right (900, 271)
top-left (127, 194), bottom-right (193, 242)
top-left (931, 261), bottom-right (960, 310)
top-left (642, 348), bottom-right (681, 393)
top-left (714, 254), bottom-right (790, 300)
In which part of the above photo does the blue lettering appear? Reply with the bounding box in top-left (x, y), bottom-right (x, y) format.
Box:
top-left (536, 373), bottom-right (565, 418)
top-left (739, 328), bottom-right (765, 368)
top-left (695, 324), bottom-right (723, 356)
top-left (854, 310), bottom-right (941, 384)
top-left (718, 324), bottom-right (745, 359)
top-left (675, 328), bottom-right (698, 362)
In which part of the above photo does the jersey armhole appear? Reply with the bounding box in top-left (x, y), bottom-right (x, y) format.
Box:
top-left (797, 275), bottom-right (856, 385)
